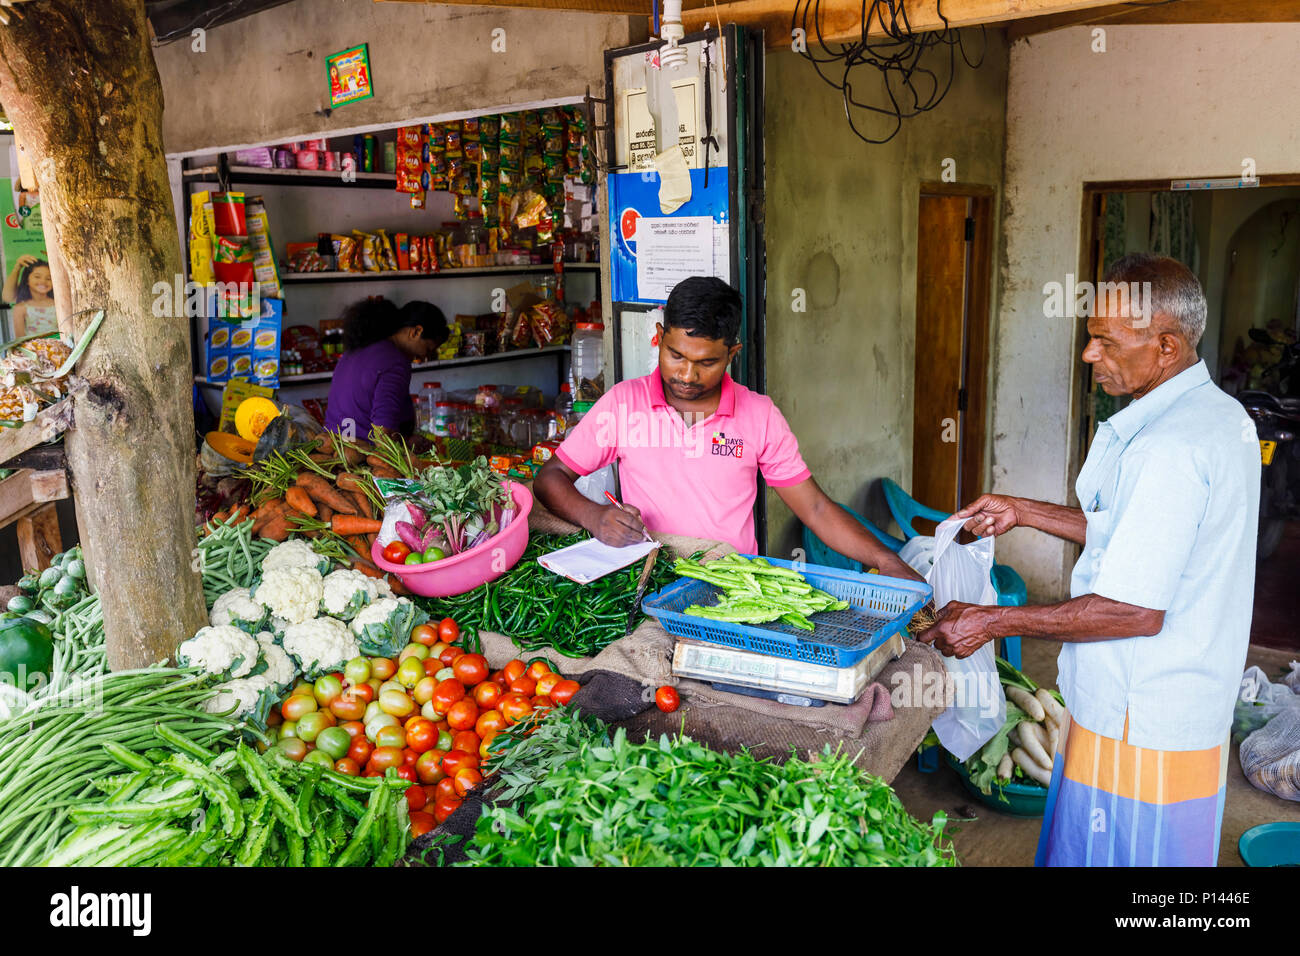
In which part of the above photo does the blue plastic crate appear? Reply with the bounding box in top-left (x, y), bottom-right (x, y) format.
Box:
top-left (641, 554), bottom-right (932, 668)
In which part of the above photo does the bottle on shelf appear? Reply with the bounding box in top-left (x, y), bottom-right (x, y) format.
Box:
top-left (421, 381), bottom-right (443, 432)
top-left (554, 382), bottom-right (573, 436)
top-left (571, 320), bottom-right (605, 398)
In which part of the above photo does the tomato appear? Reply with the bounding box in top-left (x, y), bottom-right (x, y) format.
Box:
top-left (473, 681), bottom-right (503, 710)
top-left (276, 738), bottom-right (308, 762)
top-left (434, 777), bottom-right (459, 804)
top-left (399, 643), bottom-right (430, 664)
top-left (395, 657), bottom-right (426, 689)
top-left (446, 698), bottom-right (479, 732)
top-left (408, 810), bottom-right (435, 837)
top-left (395, 765), bottom-right (418, 783)
top-left (655, 686), bottom-right (680, 713)
top-left (339, 720), bottom-right (366, 740)
top-left (509, 675), bottom-right (537, 697)
top-left (437, 645), bottom-right (461, 668)
top-left (374, 725), bottom-right (406, 750)
top-left (313, 675), bottom-right (345, 707)
top-left (431, 678), bottom-right (466, 715)
top-left (453, 768), bottom-right (483, 797)
top-left (416, 749), bottom-right (447, 784)
top-left (550, 679), bottom-right (580, 706)
top-left (498, 693), bottom-right (534, 725)
top-left (369, 746), bottom-right (405, 771)
top-left (475, 709), bottom-right (507, 738)
top-left (281, 694), bottom-right (318, 722)
top-left (422, 659), bottom-right (441, 678)
top-left (532, 695), bottom-right (555, 713)
top-left (292, 679), bottom-right (314, 696)
top-left (365, 678), bottom-right (383, 698)
top-left (438, 617), bottom-right (460, 645)
top-left (333, 757), bottom-right (361, 776)
top-left (329, 695), bottom-right (367, 721)
top-left (370, 657), bottom-right (397, 680)
top-left (403, 747), bottom-right (420, 767)
top-left (349, 682), bottom-right (376, 704)
top-left (316, 726), bottom-right (351, 760)
top-left (502, 659), bottom-right (527, 684)
top-left (344, 657), bottom-right (371, 685)
top-left (451, 730), bottom-right (481, 754)
top-left (347, 736), bottom-right (375, 765)
top-left (534, 672), bottom-right (562, 698)
top-left (452, 653), bottom-right (489, 687)
top-left (406, 718), bottom-right (438, 753)
top-left (441, 749), bottom-right (480, 777)
top-left (304, 750), bottom-right (335, 769)
top-left (433, 795), bottom-right (462, 825)
top-left (296, 711), bottom-right (330, 743)
top-left (318, 710), bottom-right (338, 728)
top-left (379, 689), bottom-right (416, 719)
top-left (525, 660), bottom-right (552, 682)
top-left (436, 729), bottom-right (454, 752)
top-left (488, 670), bottom-right (508, 689)
top-left (383, 540), bottom-right (412, 564)
top-left (479, 733), bottom-right (500, 760)
top-left (411, 623), bottom-right (438, 647)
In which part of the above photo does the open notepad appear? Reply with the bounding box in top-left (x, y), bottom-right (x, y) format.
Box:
top-left (536, 537), bottom-right (660, 584)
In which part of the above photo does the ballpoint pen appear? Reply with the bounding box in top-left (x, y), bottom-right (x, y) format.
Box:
top-left (604, 490), bottom-right (654, 544)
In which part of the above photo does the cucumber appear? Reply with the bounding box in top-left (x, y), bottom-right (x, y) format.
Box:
top-left (6, 595), bottom-right (33, 614)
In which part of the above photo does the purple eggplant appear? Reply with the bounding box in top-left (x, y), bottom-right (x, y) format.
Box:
top-left (394, 521), bottom-right (423, 552)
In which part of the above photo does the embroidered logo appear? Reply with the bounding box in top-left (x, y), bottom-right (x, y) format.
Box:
top-left (711, 431), bottom-right (744, 459)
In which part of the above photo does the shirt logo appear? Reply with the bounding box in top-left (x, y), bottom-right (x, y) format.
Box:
top-left (711, 431), bottom-right (744, 459)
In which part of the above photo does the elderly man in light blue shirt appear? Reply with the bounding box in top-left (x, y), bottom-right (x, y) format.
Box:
top-left (920, 253), bottom-right (1259, 866)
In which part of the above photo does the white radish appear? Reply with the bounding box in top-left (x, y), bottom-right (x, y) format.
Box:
top-left (1016, 721), bottom-right (1053, 769)
top-left (1035, 688), bottom-right (1065, 724)
top-left (1047, 720), bottom-right (1060, 758)
top-left (996, 753), bottom-right (1014, 781)
top-left (1006, 686), bottom-right (1045, 721)
top-left (1012, 747), bottom-right (1053, 786)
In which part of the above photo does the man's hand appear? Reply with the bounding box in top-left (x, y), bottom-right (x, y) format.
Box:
top-left (916, 601), bottom-right (997, 659)
top-left (593, 502), bottom-right (648, 547)
top-left (954, 494), bottom-right (1021, 538)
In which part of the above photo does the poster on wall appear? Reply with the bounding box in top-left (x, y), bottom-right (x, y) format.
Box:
top-left (607, 167), bottom-right (730, 304)
top-left (327, 44), bottom-right (374, 108)
top-left (0, 176), bottom-right (53, 339)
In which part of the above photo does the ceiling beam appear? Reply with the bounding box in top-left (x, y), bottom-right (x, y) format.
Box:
top-left (1008, 0), bottom-right (1300, 38)
top-left (375, 0), bottom-right (710, 13)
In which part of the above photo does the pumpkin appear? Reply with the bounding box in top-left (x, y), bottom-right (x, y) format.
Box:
top-left (234, 396), bottom-right (280, 441)
top-left (204, 430), bottom-right (255, 463)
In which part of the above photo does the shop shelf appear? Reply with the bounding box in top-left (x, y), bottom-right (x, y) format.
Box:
top-left (182, 164), bottom-right (397, 189)
top-left (279, 264), bottom-right (600, 283)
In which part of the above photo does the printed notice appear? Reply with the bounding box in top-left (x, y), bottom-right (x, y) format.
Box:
top-left (635, 217), bottom-right (715, 300)
top-left (624, 80), bottom-right (700, 172)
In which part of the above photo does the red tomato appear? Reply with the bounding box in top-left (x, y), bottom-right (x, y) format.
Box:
top-left (453, 768), bottom-right (483, 797)
top-left (446, 698), bottom-right (479, 732)
top-left (451, 730), bottom-right (481, 754)
top-left (433, 795), bottom-right (462, 825)
top-left (405, 784), bottom-right (428, 811)
top-left (402, 747), bottom-right (420, 767)
top-left (330, 695), bottom-right (367, 721)
top-left (408, 810), bottom-right (435, 837)
top-left (437, 645), bottom-right (461, 668)
top-left (395, 765), bottom-right (418, 783)
top-left (369, 746), bottom-right (404, 771)
top-left (437, 617), bottom-right (461, 645)
top-left (526, 660), bottom-right (552, 682)
top-left (502, 659), bottom-right (527, 684)
top-left (655, 686), bottom-right (680, 713)
top-left (434, 777), bottom-right (459, 804)
top-left (488, 670), bottom-right (509, 689)
top-left (364, 768), bottom-right (383, 778)
top-left (534, 673), bottom-right (562, 698)
top-left (370, 658), bottom-right (397, 680)
top-left (410, 623), bottom-right (438, 647)
top-left (348, 682), bottom-right (376, 704)
top-left (431, 678), bottom-right (466, 715)
top-left (509, 675), bottom-right (537, 697)
top-left (415, 749), bottom-right (446, 784)
top-left (339, 720), bottom-right (366, 740)
top-left (383, 541), bottom-right (411, 564)
top-left (333, 757), bottom-right (361, 776)
top-left (475, 709), bottom-right (507, 738)
top-left (532, 695), bottom-right (555, 713)
top-left (423, 658), bottom-right (442, 677)
top-left (550, 680), bottom-right (580, 706)
top-left (474, 681), bottom-right (503, 710)
top-left (479, 733), bottom-right (500, 760)
top-left (452, 653), bottom-right (489, 687)
top-left (499, 693), bottom-right (534, 725)
top-left (441, 749), bottom-right (480, 777)
top-left (405, 718), bottom-right (438, 753)
top-left (281, 695), bottom-right (317, 722)
top-left (347, 737), bottom-right (375, 766)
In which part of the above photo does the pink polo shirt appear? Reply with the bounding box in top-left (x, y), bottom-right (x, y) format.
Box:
top-left (555, 372), bottom-right (812, 553)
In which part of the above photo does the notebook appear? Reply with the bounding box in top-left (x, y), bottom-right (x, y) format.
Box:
top-left (536, 537), bottom-right (660, 584)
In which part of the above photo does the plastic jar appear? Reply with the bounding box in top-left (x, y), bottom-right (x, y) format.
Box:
top-left (476, 384), bottom-right (501, 413)
top-left (433, 402), bottom-right (453, 438)
top-left (421, 381), bottom-right (443, 428)
top-left (571, 321), bottom-right (605, 398)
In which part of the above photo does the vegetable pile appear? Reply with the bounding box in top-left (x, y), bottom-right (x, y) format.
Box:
top-left (419, 533), bottom-right (680, 657)
top-left (963, 659), bottom-right (1066, 795)
top-left (388, 456), bottom-right (514, 560)
top-left (675, 553), bottom-right (849, 632)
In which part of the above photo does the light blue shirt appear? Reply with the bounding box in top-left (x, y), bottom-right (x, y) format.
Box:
top-left (1058, 360), bottom-right (1260, 751)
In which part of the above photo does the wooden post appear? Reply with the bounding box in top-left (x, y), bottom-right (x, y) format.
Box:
top-left (16, 502), bottom-right (61, 572)
top-left (0, 0), bottom-right (208, 667)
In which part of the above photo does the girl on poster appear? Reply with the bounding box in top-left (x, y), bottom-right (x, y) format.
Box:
top-left (3, 254), bottom-right (58, 337)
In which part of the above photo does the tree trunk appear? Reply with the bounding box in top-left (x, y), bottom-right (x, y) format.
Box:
top-left (0, 0), bottom-right (207, 668)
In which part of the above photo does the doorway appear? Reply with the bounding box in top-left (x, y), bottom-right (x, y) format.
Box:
top-left (912, 185), bottom-right (994, 514)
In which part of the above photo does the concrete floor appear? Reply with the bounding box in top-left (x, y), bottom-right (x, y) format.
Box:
top-left (890, 637), bottom-right (1300, 867)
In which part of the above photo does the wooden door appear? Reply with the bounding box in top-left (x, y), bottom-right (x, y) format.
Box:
top-left (912, 188), bottom-right (993, 514)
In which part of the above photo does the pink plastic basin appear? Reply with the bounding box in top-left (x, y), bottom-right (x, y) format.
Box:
top-left (371, 482), bottom-right (533, 598)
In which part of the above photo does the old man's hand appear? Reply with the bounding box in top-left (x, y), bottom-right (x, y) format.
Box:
top-left (916, 601), bottom-right (997, 659)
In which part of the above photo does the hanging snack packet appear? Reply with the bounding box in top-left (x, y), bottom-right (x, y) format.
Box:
top-left (375, 229), bottom-right (398, 271)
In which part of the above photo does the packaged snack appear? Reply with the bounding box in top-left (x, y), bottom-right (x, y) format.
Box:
top-left (499, 112), bottom-right (521, 145)
top-left (540, 107), bottom-right (563, 129)
top-left (461, 117), bottom-right (480, 140)
top-left (464, 140), bottom-right (482, 162)
top-left (395, 168), bottom-right (423, 194)
top-left (410, 191), bottom-right (427, 210)
top-left (394, 233), bottom-right (410, 271)
top-left (437, 317), bottom-right (461, 360)
top-left (397, 126), bottom-right (424, 149)
top-left (510, 308), bottom-right (533, 349)
top-left (302, 138), bottom-right (328, 151)
top-left (352, 231), bottom-right (381, 272)
top-left (332, 235), bottom-right (360, 272)
top-left (444, 125), bottom-right (462, 156)
top-left (211, 192), bottom-right (246, 236)
top-left (463, 331), bottom-right (486, 357)
top-left (286, 242), bottom-right (328, 273)
top-left (274, 149), bottom-right (295, 168)
top-left (531, 440), bottom-right (561, 466)
top-left (409, 235), bottom-right (423, 273)
top-left (374, 229), bottom-right (398, 271)
top-left (190, 237), bottom-right (215, 285)
top-left (294, 149), bottom-right (321, 170)
top-left (479, 114), bottom-right (501, 143)
top-left (230, 352), bottom-right (254, 379)
top-left (234, 147), bottom-right (274, 168)
top-left (528, 301), bottom-right (569, 347)
top-left (207, 353), bottom-right (231, 385)
top-left (426, 124), bottom-right (446, 149)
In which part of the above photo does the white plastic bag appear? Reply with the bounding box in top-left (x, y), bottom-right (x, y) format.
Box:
top-left (899, 534), bottom-right (937, 577)
top-left (1233, 665), bottom-right (1300, 741)
top-left (926, 517), bottom-right (1006, 761)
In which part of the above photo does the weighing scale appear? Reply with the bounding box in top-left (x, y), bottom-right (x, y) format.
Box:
top-left (671, 632), bottom-right (906, 706)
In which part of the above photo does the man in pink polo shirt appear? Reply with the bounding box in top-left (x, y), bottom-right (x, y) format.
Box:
top-left (534, 277), bottom-right (920, 580)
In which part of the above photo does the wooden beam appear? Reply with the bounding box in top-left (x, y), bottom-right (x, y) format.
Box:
top-left (0, 468), bottom-right (69, 531)
top-left (1008, 0), bottom-right (1300, 37)
top-left (375, 0), bottom-right (711, 11)
top-left (16, 501), bottom-right (61, 573)
top-left (0, 399), bottom-right (73, 467)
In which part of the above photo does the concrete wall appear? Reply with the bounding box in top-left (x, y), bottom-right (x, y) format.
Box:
top-left (762, 34), bottom-right (1010, 558)
top-left (998, 24), bottom-right (1300, 599)
top-left (155, 0), bottom-right (637, 155)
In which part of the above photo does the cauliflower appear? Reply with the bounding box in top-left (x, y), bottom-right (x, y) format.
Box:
top-left (350, 597), bottom-right (429, 658)
top-left (255, 631), bottom-right (297, 688)
top-left (177, 625), bottom-right (260, 680)
top-left (282, 617), bottom-right (360, 677)
top-left (253, 566), bottom-right (324, 624)
top-left (261, 539), bottom-right (333, 576)
top-left (204, 675), bottom-right (275, 717)
top-left (321, 568), bottom-right (393, 620)
top-left (209, 587), bottom-right (269, 633)
top-left (269, 615), bottom-right (290, 636)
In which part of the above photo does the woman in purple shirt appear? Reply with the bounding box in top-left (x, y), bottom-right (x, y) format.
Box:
top-left (325, 298), bottom-right (448, 439)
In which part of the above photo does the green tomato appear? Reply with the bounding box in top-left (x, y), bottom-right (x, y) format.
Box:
top-left (435, 667), bottom-right (455, 682)
top-left (365, 713), bottom-right (400, 742)
top-left (276, 738), bottom-right (308, 762)
top-left (363, 701), bottom-right (383, 724)
top-left (344, 657), bottom-right (371, 685)
top-left (404, 553), bottom-right (424, 565)
top-left (313, 675), bottom-right (344, 707)
top-left (278, 720), bottom-right (298, 740)
top-left (303, 749), bottom-right (335, 768)
top-left (375, 725), bottom-right (406, 749)
top-left (399, 643), bottom-right (430, 662)
top-left (422, 547), bottom-right (446, 562)
top-left (295, 711), bottom-right (330, 743)
top-left (396, 657), bottom-right (426, 689)
top-left (436, 730), bottom-right (454, 752)
top-left (315, 726), bottom-right (351, 760)
top-left (421, 700), bottom-right (439, 721)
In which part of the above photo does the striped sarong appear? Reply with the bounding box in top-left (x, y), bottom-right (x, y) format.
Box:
top-left (1035, 712), bottom-right (1229, 867)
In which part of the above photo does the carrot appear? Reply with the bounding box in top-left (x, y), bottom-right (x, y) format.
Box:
top-left (386, 574), bottom-right (411, 596)
top-left (365, 456), bottom-right (402, 480)
top-left (252, 500), bottom-right (290, 534)
top-left (294, 472), bottom-right (357, 515)
top-left (350, 490), bottom-right (374, 520)
top-left (332, 515), bottom-right (383, 536)
top-left (352, 560), bottom-right (384, 579)
top-left (229, 503), bottom-right (252, 523)
top-left (285, 486), bottom-right (319, 518)
top-left (260, 511), bottom-right (298, 541)
top-left (345, 535), bottom-right (372, 559)
top-left (317, 502), bottom-right (334, 525)
top-left (308, 453), bottom-right (332, 464)
top-left (336, 473), bottom-right (366, 493)
top-left (212, 509), bottom-right (230, 525)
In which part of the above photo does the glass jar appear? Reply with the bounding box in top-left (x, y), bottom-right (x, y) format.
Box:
top-left (433, 402), bottom-right (453, 438)
top-left (476, 383), bottom-right (501, 413)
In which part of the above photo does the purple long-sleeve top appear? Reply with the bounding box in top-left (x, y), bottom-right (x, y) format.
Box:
top-left (325, 339), bottom-right (414, 437)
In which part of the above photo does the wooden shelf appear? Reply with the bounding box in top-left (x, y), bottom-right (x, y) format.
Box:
top-left (182, 164), bottom-right (397, 190)
top-left (279, 264), bottom-right (600, 283)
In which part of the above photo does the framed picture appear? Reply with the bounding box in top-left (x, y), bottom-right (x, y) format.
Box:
top-left (327, 44), bottom-right (374, 108)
